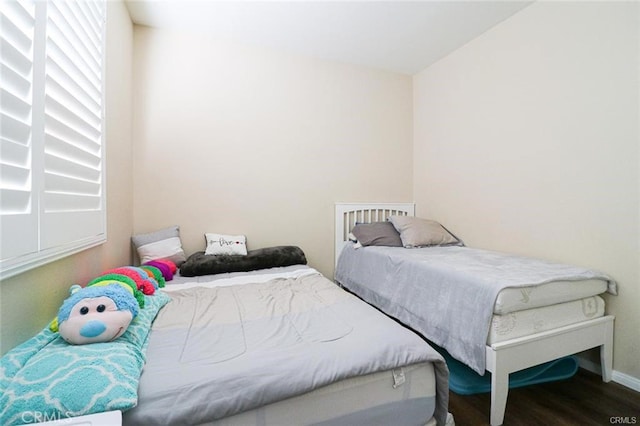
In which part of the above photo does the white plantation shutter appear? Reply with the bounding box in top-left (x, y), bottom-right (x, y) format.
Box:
top-left (41, 0), bottom-right (104, 249)
top-left (0, 0), bottom-right (38, 261)
top-left (0, 0), bottom-right (105, 279)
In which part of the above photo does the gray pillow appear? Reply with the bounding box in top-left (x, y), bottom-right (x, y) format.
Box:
top-left (351, 222), bottom-right (402, 247)
top-left (388, 215), bottom-right (461, 248)
top-left (131, 225), bottom-right (187, 266)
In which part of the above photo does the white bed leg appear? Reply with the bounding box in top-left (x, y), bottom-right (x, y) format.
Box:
top-left (484, 316), bottom-right (615, 426)
top-left (490, 368), bottom-right (509, 426)
top-left (600, 318), bottom-right (614, 382)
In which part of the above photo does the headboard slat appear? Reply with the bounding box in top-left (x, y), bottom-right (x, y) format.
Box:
top-left (334, 203), bottom-right (415, 269)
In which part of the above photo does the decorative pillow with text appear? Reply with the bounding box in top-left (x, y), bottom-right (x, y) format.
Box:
top-left (204, 233), bottom-right (248, 256)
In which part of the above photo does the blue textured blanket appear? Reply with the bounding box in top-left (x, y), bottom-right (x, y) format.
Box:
top-left (0, 292), bottom-right (170, 425)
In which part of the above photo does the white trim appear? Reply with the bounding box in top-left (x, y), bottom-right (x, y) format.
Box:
top-left (0, 235), bottom-right (105, 280)
top-left (579, 358), bottom-right (640, 393)
top-left (612, 371), bottom-right (640, 393)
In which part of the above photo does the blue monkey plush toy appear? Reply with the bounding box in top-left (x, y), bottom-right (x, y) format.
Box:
top-left (53, 284), bottom-right (139, 345)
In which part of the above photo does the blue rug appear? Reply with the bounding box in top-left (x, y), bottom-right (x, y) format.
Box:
top-left (434, 345), bottom-right (579, 395)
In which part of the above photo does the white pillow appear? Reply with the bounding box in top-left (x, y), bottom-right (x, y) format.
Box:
top-left (205, 233), bottom-right (248, 256)
top-left (131, 225), bottom-right (187, 266)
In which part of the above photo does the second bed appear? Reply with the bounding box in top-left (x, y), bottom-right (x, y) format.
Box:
top-left (334, 203), bottom-right (616, 426)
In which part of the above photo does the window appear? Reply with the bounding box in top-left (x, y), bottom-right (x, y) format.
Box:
top-left (0, 0), bottom-right (106, 279)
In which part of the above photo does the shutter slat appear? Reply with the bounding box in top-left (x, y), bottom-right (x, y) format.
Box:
top-left (44, 172), bottom-right (100, 196)
top-left (0, 162), bottom-right (30, 191)
top-left (45, 133), bottom-right (100, 169)
top-left (85, 1), bottom-right (100, 22)
top-left (0, 137), bottom-right (30, 167)
top-left (45, 93), bottom-right (100, 141)
top-left (48, 11), bottom-right (100, 79)
top-left (68, 1), bottom-right (102, 54)
top-left (1, 62), bottom-right (31, 99)
top-left (1, 87), bottom-right (31, 121)
top-left (44, 192), bottom-right (100, 212)
top-left (46, 58), bottom-right (100, 114)
top-left (0, 37), bottom-right (32, 76)
top-left (45, 152), bottom-right (100, 183)
top-left (46, 36), bottom-right (100, 98)
top-left (49, 1), bottom-right (100, 67)
top-left (46, 76), bottom-right (101, 129)
top-left (0, 12), bottom-right (32, 53)
top-left (0, 188), bottom-right (31, 214)
top-left (2, 0), bottom-right (35, 25)
top-left (0, 112), bottom-right (31, 145)
top-left (44, 114), bottom-right (100, 156)
top-left (80, 1), bottom-right (102, 37)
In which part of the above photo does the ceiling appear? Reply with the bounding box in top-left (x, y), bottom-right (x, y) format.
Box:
top-left (125, 1), bottom-right (533, 75)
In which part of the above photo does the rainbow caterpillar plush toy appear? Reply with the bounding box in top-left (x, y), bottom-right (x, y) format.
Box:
top-left (49, 260), bottom-right (176, 345)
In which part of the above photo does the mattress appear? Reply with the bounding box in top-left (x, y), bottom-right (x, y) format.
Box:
top-left (493, 279), bottom-right (608, 314)
top-left (124, 266), bottom-right (450, 425)
top-left (335, 243), bottom-right (615, 374)
top-left (488, 296), bottom-right (605, 344)
top-left (207, 362), bottom-right (436, 426)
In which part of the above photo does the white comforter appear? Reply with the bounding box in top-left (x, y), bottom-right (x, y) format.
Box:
top-left (123, 267), bottom-right (449, 425)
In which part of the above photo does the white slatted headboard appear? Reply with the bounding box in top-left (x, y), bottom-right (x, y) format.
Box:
top-left (335, 203), bottom-right (415, 266)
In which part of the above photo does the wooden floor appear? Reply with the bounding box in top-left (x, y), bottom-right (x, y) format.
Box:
top-left (448, 368), bottom-right (640, 425)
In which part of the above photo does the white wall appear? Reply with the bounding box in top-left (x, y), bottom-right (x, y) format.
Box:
top-left (413, 2), bottom-right (639, 380)
top-left (0, 1), bottom-right (134, 355)
top-left (132, 27), bottom-right (413, 277)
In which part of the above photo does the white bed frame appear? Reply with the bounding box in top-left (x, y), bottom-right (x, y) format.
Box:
top-left (334, 202), bottom-right (614, 426)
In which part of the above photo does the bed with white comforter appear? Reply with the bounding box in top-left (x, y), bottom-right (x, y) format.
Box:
top-left (123, 265), bottom-right (450, 426)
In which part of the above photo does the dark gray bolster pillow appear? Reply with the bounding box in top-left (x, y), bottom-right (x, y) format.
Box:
top-left (179, 245), bottom-right (307, 277)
